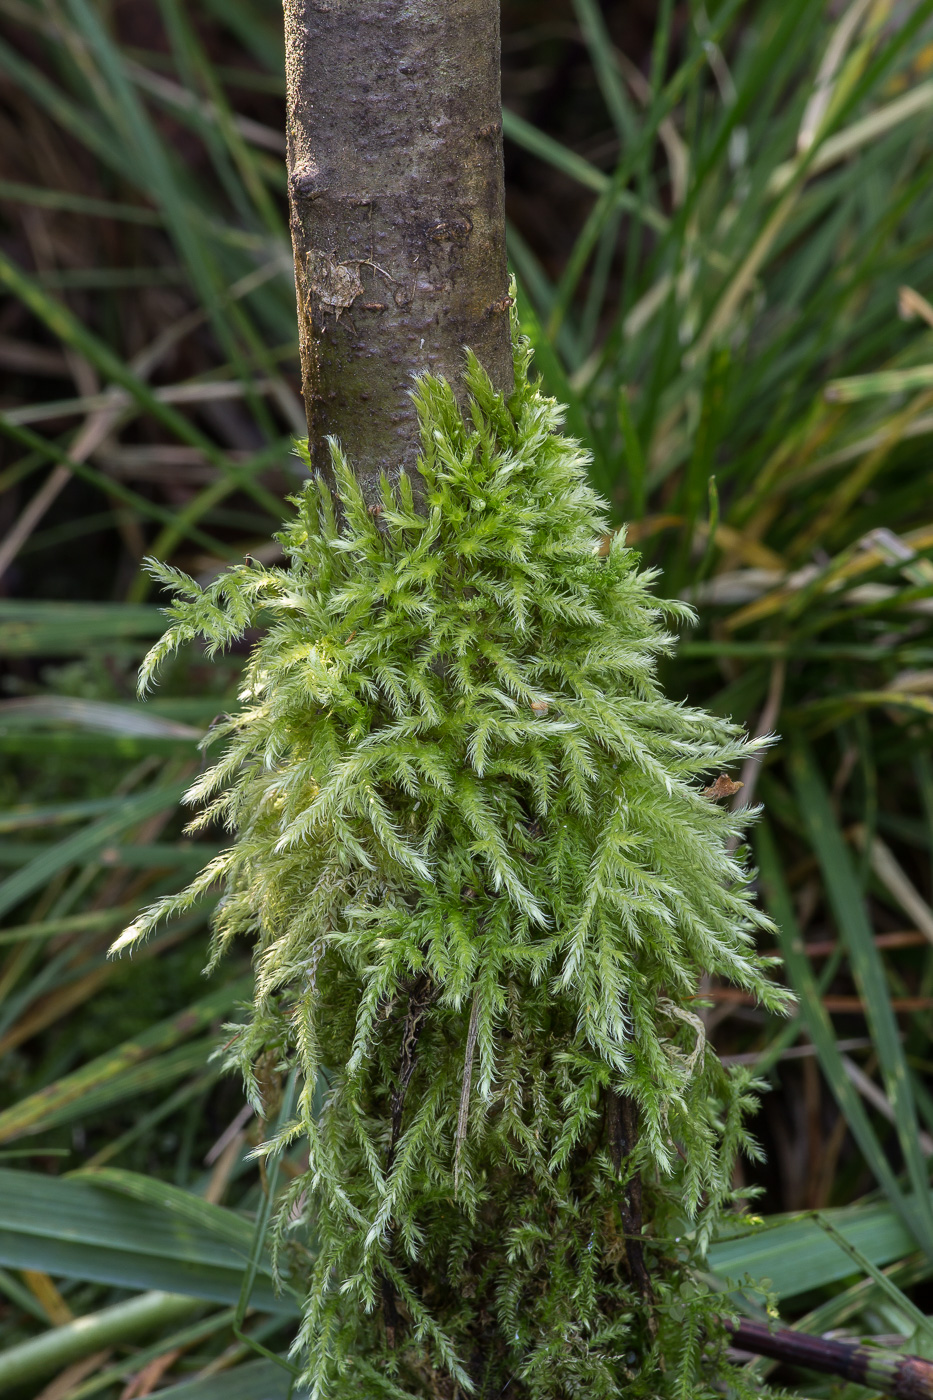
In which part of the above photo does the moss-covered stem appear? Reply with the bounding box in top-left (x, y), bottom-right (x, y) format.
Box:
top-left (120, 322), bottom-right (791, 1397)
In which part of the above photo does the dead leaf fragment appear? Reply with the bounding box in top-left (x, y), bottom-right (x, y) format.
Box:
top-left (120, 1348), bottom-right (184, 1398)
top-left (703, 774), bottom-right (744, 800)
top-left (306, 249), bottom-right (364, 316)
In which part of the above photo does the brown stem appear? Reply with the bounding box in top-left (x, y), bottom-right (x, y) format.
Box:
top-left (387, 973), bottom-right (436, 1170)
top-left (381, 973), bottom-right (437, 1348)
top-left (726, 1318), bottom-right (933, 1399)
top-left (606, 1089), bottom-right (654, 1305)
top-left (283, 0), bottom-right (513, 502)
top-left (379, 1269), bottom-right (400, 1354)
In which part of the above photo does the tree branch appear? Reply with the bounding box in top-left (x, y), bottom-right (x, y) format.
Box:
top-left (283, 0), bottom-right (512, 500)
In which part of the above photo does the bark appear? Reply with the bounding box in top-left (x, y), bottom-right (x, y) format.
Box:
top-left (283, 0), bottom-right (513, 503)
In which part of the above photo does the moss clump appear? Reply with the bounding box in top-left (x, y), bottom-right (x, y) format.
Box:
top-left (117, 316), bottom-right (788, 1399)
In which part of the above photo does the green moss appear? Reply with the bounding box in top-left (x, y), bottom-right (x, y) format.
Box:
top-left (117, 315), bottom-right (789, 1399)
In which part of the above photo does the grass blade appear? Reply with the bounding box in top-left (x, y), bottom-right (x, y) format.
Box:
top-left (0, 782), bottom-right (187, 922)
top-left (787, 743), bottom-right (933, 1254)
top-left (0, 1168), bottom-right (293, 1310)
top-left (0, 1290), bottom-right (197, 1392)
top-left (709, 1197), bottom-right (924, 1301)
top-left (756, 820), bottom-right (922, 1245)
top-left (133, 1357), bottom-right (301, 1399)
top-left (0, 977), bottom-right (249, 1143)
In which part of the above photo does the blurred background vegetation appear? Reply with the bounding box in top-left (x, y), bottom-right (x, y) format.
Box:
top-left (3, 0), bottom-right (933, 1395)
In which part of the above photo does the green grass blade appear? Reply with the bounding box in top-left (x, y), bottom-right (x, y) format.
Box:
top-left (0, 179), bottom-right (161, 222)
top-left (0, 249), bottom-right (286, 521)
top-left (232, 1072), bottom-right (301, 1377)
top-left (84, 1071), bottom-right (219, 1170)
top-left (0, 1290), bottom-right (197, 1392)
top-left (786, 746), bottom-right (933, 1253)
top-left (129, 1357), bottom-right (301, 1400)
top-left (0, 413), bottom-right (237, 559)
top-left (0, 841), bottom-right (220, 871)
top-left (0, 600), bottom-right (164, 655)
top-left (709, 1197), bottom-right (923, 1300)
top-left (0, 798), bottom-right (126, 833)
top-left (0, 32), bottom-right (129, 177)
top-left (0, 977), bottom-right (248, 1143)
top-left (501, 108), bottom-right (609, 195)
top-left (61, 1306), bottom-right (238, 1400)
top-left (0, 696), bottom-right (203, 740)
top-left (0, 1168), bottom-right (293, 1310)
top-left (61, 0), bottom-right (259, 381)
top-left (756, 821), bottom-right (920, 1241)
top-left (0, 1266), bottom-right (50, 1323)
top-left (815, 1211), bottom-right (933, 1346)
top-left (0, 781), bottom-right (186, 922)
top-left (155, 0), bottom-right (285, 238)
top-left (0, 1042), bottom-right (211, 1134)
top-left (571, 0), bottom-right (637, 141)
top-left (826, 366), bottom-right (933, 402)
top-left (81, 1166), bottom-right (259, 1253)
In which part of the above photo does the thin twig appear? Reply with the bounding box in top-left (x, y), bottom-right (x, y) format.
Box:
top-left (454, 991), bottom-right (481, 1190)
top-left (728, 657), bottom-right (785, 837)
top-left (726, 1318), bottom-right (933, 1398)
top-left (840, 1055), bottom-right (933, 1157)
top-left (0, 257), bottom-right (296, 582)
top-left (382, 973), bottom-right (437, 1349)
